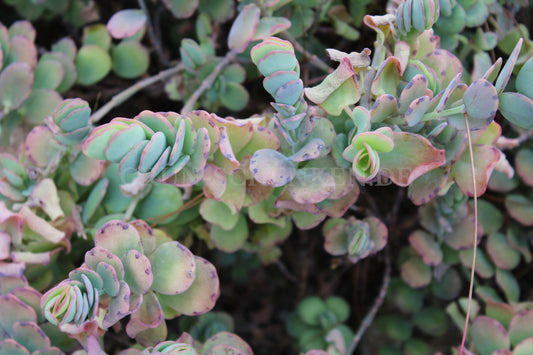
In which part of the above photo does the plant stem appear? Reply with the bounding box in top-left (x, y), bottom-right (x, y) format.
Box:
top-left (180, 50), bottom-right (238, 114)
top-left (90, 63), bottom-right (184, 124)
top-left (459, 113), bottom-right (479, 355)
top-left (137, 0), bottom-right (169, 67)
top-left (280, 31), bottom-right (333, 73)
top-left (345, 247), bottom-right (391, 355)
top-left (123, 194), bottom-right (141, 221)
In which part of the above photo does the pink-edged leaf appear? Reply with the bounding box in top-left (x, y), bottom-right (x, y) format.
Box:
top-left (126, 291), bottom-right (163, 338)
top-left (95, 220), bottom-right (143, 258)
top-left (350, 127), bottom-right (394, 152)
top-left (103, 280), bottom-right (131, 329)
top-left (7, 34), bottom-right (37, 68)
top-left (203, 164), bottom-right (226, 200)
top-left (0, 294), bottom-right (37, 335)
top-left (401, 256), bottom-right (432, 288)
top-left (70, 153), bottom-right (106, 186)
top-left (371, 94), bottom-right (398, 123)
top-left (443, 215), bottom-right (482, 250)
top-left (19, 206), bottom-right (64, 243)
top-left (371, 56), bottom-right (401, 97)
top-left (464, 79), bottom-right (499, 130)
top-left (202, 332), bottom-right (253, 355)
top-left (305, 57), bottom-right (360, 116)
top-left (515, 148), bottom-right (533, 186)
top-left (495, 38), bottom-right (523, 94)
top-left (107, 9), bottom-right (146, 39)
top-left (85, 247), bottom-right (125, 279)
top-left (398, 74), bottom-right (429, 114)
top-left (409, 230), bottom-right (442, 266)
top-left (379, 132), bottom-right (445, 187)
top-left (29, 178), bottom-right (63, 222)
top-left (157, 256), bottom-right (219, 316)
top-left (25, 125), bottom-right (62, 168)
top-left (404, 95), bottom-right (432, 126)
top-left (0, 62), bottom-right (33, 112)
top-left (188, 110), bottom-right (220, 155)
top-left (505, 194), bottom-right (533, 226)
top-left (451, 144), bottom-right (500, 197)
top-left (122, 250), bottom-right (153, 295)
top-left (228, 4), bottom-right (260, 53)
top-left (288, 168), bottom-right (335, 204)
top-left (253, 17), bottom-right (291, 40)
top-left (509, 310), bottom-right (533, 347)
top-left (407, 167), bottom-right (449, 205)
top-left (470, 316), bottom-right (510, 355)
top-left (250, 149), bottom-right (295, 187)
top-left (149, 241), bottom-right (195, 295)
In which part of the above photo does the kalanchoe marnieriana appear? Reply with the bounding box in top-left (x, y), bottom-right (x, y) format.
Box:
top-left (41, 219), bottom-right (220, 349)
top-left (287, 296), bottom-right (353, 353)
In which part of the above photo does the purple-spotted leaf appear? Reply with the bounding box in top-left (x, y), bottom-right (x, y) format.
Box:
top-left (450, 144), bottom-right (500, 197)
top-left (250, 149), bottom-right (295, 187)
top-left (499, 92), bottom-right (533, 130)
top-left (107, 9), bottom-right (146, 39)
top-left (399, 75), bottom-right (429, 114)
top-left (463, 79), bottom-right (498, 130)
top-left (11, 321), bottom-right (51, 352)
top-left (289, 138), bottom-right (325, 162)
top-left (70, 153), bottom-right (105, 186)
top-left (379, 132), bottom-right (445, 187)
top-left (227, 4), bottom-right (260, 53)
top-left (371, 95), bottom-right (397, 123)
top-left (409, 230), bottom-right (442, 266)
top-left (0, 62), bottom-right (33, 112)
top-left (85, 247), bottom-right (125, 280)
top-left (509, 311), bottom-right (533, 347)
top-left (305, 57), bottom-right (360, 116)
top-left (125, 291), bottom-right (163, 339)
top-left (95, 220), bottom-right (143, 258)
top-left (156, 256), bottom-right (219, 316)
top-left (149, 241), bottom-right (195, 295)
top-left (122, 250), bottom-right (153, 295)
top-left (97, 262), bottom-right (121, 297)
top-left (401, 256), bottom-right (432, 288)
top-left (405, 95), bottom-right (432, 126)
top-left (470, 316), bottom-right (510, 355)
top-left (288, 168), bottom-right (335, 204)
top-left (103, 280), bottom-right (131, 328)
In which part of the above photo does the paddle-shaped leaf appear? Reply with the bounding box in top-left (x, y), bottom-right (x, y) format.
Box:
top-left (0, 62), bottom-right (33, 112)
top-left (107, 9), bottom-right (146, 39)
top-left (227, 4), bottom-right (260, 53)
top-left (250, 149), bottom-right (295, 187)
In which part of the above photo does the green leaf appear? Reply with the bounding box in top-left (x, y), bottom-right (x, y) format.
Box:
top-left (470, 316), bottom-right (510, 355)
top-left (75, 44), bottom-right (111, 85)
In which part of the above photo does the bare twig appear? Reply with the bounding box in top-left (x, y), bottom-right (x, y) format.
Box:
top-left (90, 63), bottom-right (184, 124)
top-left (180, 50), bottom-right (238, 114)
top-left (280, 31), bottom-right (333, 73)
top-left (137, 0), bottom-right (169, 67)
top-left (345, 247), bottom-right (391, 355)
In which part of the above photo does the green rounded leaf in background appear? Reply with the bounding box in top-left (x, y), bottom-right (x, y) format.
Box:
top-left (162, 0), bottom-right (199, 19)
top-left (496, 268), bottom-right (520, 303)
top-left (41, 52), bottom-right (77, 93)
top-left (515, 148), bottom-right (533, 187)
top-left (509, 311), bottom-right (533, 347)
top-left (376, 315), bottom-right (412, 341)
top-left (200, 199), bottom-right (239, 231)
top-left (198, 0), bottom-right (234, 23)
top-left (219, 82), bottom-right (249, 111)
top-left (0, 62), bottom-right (33, 112)
top-left (19, 88), bottom-right (62, 125)
top-left (513, 338), bottom-right (533, 355)
top-left (470, 316), bottom-right (510, 355)
top-left (516, 58), bottom-right (533, 100)
top-left (400, 256), bottom-right (432, 288)
top-left (75, 44), bottom-right (111, 86)
top-left (499, 92), bottom-right (533, 130)
top-left (33, 58), bottom-right (64, 90)
top-left (210, 213), bottom-right (248, 252)
top-left (83, 23), bottom-right (112, 50)
top-left (325, 296), bottom-right (350, 323)
top-left (111, 41), bottom-right (149, 79)
top-left (412, 307), bottom-right (448, 336)
top-left (486, 233), bottom-right (521, 270)
top-left (297, 296), bottom-right (326, 326)
top-left (505, 194), bottom-right (533, 226)
top-left (463, 79), bottom-right (498, 130)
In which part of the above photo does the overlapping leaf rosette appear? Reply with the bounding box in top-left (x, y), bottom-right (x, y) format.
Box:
top-left (247, 36), bottom-right (360, 232)
top-left (40, 219), bottom-right (219, 352)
